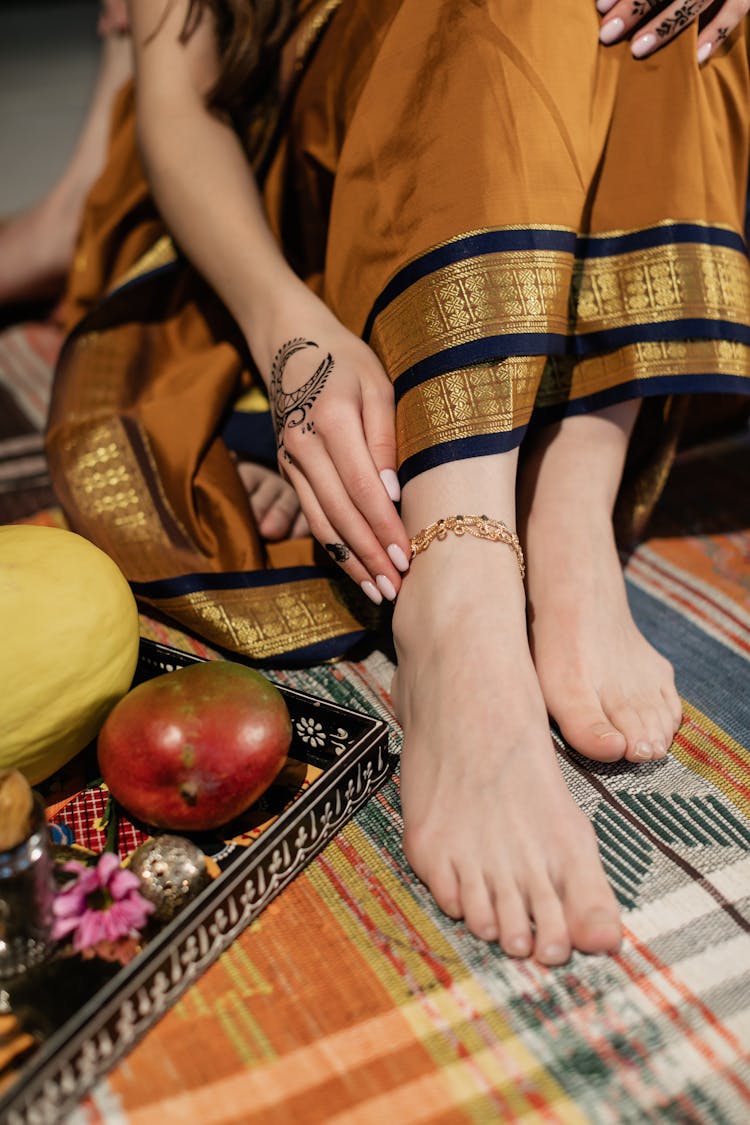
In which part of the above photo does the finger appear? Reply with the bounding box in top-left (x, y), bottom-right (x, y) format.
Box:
top-left (288, 470), bottom-right (387, 605)
top-left (598, 0), bottom-right (713, 55)
top-left (324, 416), bottom-right (411, 575)
top-left (283, 418), bottom-right (407, 590)
top-left (697, 2), bottom-right (749, 62)
top-left (360, 378), bottom-right (402, 504)
top-left (297, 452), bottom-right (403, 596)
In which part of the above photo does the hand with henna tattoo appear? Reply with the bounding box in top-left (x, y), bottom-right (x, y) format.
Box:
top-left (261, 300), bottom-right (411, 607)
top-left (126, 0), bottom-right (410, 606)
top-left (596, 0), bottom-right (750, 61)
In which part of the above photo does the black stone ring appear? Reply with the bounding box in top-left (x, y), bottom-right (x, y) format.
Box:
top-left (325, 542), bottom-right (351, 563)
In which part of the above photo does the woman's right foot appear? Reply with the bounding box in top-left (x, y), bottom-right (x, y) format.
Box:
top-left (391, 536), bottom-right (621, 964)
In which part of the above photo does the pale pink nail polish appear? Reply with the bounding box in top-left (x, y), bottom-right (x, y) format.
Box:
top-left (376, 574), bottom-right (397, 601)
top-left (599, 17), bottom-right (625, 44)
top-left (596, 0), bottom-right (618, 12)
top-left (387, 543), bottom-right (410, 572)
top-left (361, 580), bottom-right (382, 606)
top-left (379, 469), bottom-right (401, 503)
top-left (632, 32), bottom-right (657, 58)
top-left (697, 42), bottom-right (712, 65)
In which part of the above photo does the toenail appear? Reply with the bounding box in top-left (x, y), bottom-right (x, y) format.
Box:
top-left (539, 943), bottom-right (568, 964)
top-left (507, 935), bottom-right (531, 957)
top-left (653, 740), bottom-right (667, 759)
top-left (634, 741), bottom-right (653, 760)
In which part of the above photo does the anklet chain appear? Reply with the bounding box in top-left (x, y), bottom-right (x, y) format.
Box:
top-left (409, 514), bottom-right (525, 578)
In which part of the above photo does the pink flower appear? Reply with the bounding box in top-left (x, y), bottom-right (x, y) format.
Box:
top-left (52, 852), bottom-right (155, 953)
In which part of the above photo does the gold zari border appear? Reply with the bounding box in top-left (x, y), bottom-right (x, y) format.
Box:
top-left (108, 235), bottom-right (176, 296)
top-left (372, 251), bottom-right (571, 381)
top-left (146, 579), bottom-right (362, 662)
top-left (536, 338), bottom-right (750, 409)
top-left (372, 233), bottom-right (750, 385)
top-left (573, 242), bottom-right (750, 336)
top-left (397, 339), bottom-right (750, 463)
top-left (396, 357), bottom-right (544, 465)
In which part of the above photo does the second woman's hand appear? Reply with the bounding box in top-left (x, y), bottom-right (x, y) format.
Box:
top-left (259, 301), bottom-right (411, 606)
top-left (597, 0), bottom-right (749, 62)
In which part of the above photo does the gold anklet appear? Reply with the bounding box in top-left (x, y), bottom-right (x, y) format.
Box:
top-left (409, 514), bottom-right (525, 578)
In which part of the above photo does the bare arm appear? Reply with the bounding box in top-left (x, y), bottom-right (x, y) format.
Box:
top-left (128, 0), bottom-right (302, 348)
top-left (126, 0), bottom-right (410, 600)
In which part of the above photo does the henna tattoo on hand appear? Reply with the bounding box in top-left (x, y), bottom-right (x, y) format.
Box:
top-left (652, 0), bottom-right (706, 39)
top-left (270, 338), bottom-right (334, 463)
top-left (325, 542), bottom-right (351, 563)
top-left (716, 26), bottom-right (729, 40)
top-left (632, 0), bottom-right (662, 16)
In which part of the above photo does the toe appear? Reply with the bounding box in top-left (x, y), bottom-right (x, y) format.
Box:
top-left (258, 488), bottom-right (301, 541)
top-left (290, 510), bottom-right (310, 538)
top-left (554, 696), bottom-right (627, 762)
top-left (563, 870), bottom-right (621, 955)
top-left (430, 866), bottom-right (463, 921)
top-left (403, 834), bottom-right (463, 920)
top-left (459, 869), bottom-right (499, 941)
top-left (662, 683), bottom-right (684, 737)
top-left (494, 879), bottom-right (533, 958)
top-left (608, 702), bottom-right (659, 763)
top-left (529, 881), bottom-right (571, 966)
top-left (560, 823), bottom-right (621, 954)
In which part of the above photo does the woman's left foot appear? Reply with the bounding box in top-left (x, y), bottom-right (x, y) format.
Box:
top-left (236, 460), bottom-right (308, 540)
top-left (525, 503), bottom-right (682, 764)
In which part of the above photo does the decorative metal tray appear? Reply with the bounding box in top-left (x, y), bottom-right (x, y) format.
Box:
top-left (0, 640), bottom-right (392, 1125)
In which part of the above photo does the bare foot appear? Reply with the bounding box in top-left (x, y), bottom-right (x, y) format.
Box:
top-left (525, 504), bottom-right (683, 764)
top-left (236, 460), bottom-right (308, 540)
top-left (519, 406), bottom-right (683, 765)
top-left (392, 537), bottom-right (622, 963)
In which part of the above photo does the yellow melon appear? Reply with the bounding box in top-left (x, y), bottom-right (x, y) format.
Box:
top-left (0, 525), bottom-right (140, 784)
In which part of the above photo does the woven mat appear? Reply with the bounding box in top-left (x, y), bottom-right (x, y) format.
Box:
top-left (2, 323), bottom-right (750, 1123)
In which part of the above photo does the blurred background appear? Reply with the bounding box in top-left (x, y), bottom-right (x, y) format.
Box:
top-left (0, 1), bottom-right (99, 215)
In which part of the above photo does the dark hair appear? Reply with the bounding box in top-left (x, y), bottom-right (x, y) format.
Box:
top-left (183, 0), bottom-right (295, 117)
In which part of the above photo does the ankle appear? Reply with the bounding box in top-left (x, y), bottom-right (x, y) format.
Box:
top-left (393, 539), bottom-right (527, 654)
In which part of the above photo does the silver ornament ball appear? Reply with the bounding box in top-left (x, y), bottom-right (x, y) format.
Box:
top-left (128, 835), bottom-right (211, 923)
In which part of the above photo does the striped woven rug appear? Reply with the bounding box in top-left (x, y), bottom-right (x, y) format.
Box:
top-left (3, 323), bottom-right (750, 1123)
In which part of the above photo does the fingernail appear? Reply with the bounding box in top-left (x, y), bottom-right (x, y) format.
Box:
top-left (387, 543), bottom-right (410, 572)
top-left (540, 943), bottom-right (568, 964)
top-left (361, 580), bottom-right (382, 606)
top-left (631, 32), bottom-right (657, 57)
top-left (634, 741), bottom-right (653, 761)
top-left (599, 17), bottom-right (625, 44)
top-left (376, 574), bottom-right (397, 602)
top-left (379, 469), bottom-right (401, 503)
top-left (697, 41), bottom-right (713, 65)
top-left (596, 0), bottom-right (618, 12)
